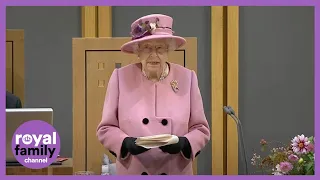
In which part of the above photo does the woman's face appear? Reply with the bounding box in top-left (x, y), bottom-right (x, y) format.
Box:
top-left (138, 39), bottom-right (168, 74)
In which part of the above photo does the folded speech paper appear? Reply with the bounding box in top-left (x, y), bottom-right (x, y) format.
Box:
top-left (135, 134), bottom-right (179, 149)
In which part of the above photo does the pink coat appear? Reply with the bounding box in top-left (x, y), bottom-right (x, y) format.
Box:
top-left (97, 62), bottom-right (210, 175)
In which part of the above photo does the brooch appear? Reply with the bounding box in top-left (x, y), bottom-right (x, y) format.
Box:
top-left (170, 80), bottom-right (179, 93)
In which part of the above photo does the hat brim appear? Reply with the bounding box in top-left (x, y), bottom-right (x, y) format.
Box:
top-left (120, 35), bottom-right (187, 54)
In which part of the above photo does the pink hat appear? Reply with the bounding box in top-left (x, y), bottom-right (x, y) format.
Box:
top-left (120, 14), bottom-right (187, 54)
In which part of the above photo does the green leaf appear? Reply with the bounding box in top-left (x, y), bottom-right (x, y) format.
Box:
top-left (290, 169), bottom-right (302, 175)
top-left (307, 153), bottom-right (314, 160)
top-left (301, 154), bottom-right (311, 162)
top-left (306, 168), bottom-right (314, 175)
top-left (308, 136), bottom-right (314, 143)
top-left (304, 162), bottom-right (314, 172)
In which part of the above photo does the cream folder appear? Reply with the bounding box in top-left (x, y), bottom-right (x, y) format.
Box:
top-left (135, 134), bottom-right (179, 148)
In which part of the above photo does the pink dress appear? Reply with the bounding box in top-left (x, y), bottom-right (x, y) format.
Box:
top-left (97, 62), bottom-right (210, 175)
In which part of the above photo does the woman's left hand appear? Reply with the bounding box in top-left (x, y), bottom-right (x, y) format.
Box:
top-left (159, 137), bottom-right (191, 156)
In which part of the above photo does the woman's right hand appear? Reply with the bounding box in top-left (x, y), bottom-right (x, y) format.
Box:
top-left (122, 137), bottom-right (150, 156)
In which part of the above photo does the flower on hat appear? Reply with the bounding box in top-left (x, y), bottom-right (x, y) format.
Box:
top-left (131, 18), bottom-right (160, 40)
top-left (149, 22), bottom-right (157, 32)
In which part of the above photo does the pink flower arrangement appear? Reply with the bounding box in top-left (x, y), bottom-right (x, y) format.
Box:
top-left (251, 134), bottom-right (314, 175)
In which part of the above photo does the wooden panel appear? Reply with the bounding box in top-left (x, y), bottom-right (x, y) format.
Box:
top-left (168, 51), bottom-right (184, 65)
top-left (6, 42), bottom-right (13, 93)
top-left (211, 6), bottom-right (228, 175)
top-left (97, 6), bottom-right (112, 37)
top-left (82, 6), bottom-right (112, 38)
top-left (6, 29), bottom-right (25, 105)
top-left (226, 6), bottom-right (239, 175)
top-left (86, 51), bottom-right (134, 173)
top-left (73, 37), bottom-right (198, 175)
top-left (81, 6), bottom-right (98, 37)
top-left (72, 39), bottom-right (87, 173)
top-left (6, 158), bottom-right (73, 175)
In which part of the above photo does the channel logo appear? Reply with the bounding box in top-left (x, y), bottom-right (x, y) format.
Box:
top-left (11, 120), bottom-right (60, 169)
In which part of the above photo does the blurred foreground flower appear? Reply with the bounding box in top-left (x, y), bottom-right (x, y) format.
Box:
top-left (251, 134), bottom-right (314, 175)
top-left (291, 134), bottom-right (310, 154)
top-left (288, 154), bottom-right (299, 162)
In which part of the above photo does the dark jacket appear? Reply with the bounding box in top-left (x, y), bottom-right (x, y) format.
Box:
top-left (6, 91), bottom-right (22, 108)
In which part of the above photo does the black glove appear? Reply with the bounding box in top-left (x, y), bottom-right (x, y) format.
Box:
top-left (159, 137), bottom-right (191, 159)
top-left (120, 137), bottom-right (150, 158)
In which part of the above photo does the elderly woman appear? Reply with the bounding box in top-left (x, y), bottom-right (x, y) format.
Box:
top-left (97, 14), bottom-right (210, 175)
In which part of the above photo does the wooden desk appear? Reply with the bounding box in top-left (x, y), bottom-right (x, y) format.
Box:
top-left (6, 158), bottom-right (73, 175)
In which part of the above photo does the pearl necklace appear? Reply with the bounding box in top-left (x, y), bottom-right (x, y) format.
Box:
top-left (142, 63), bottom-right (169, 81)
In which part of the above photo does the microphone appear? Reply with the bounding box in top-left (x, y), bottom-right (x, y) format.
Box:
top-left (223, 106), bottom-right (249, 175)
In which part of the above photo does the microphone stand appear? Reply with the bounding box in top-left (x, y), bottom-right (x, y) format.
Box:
top-left (223, 106), bottom-right (249, 175)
